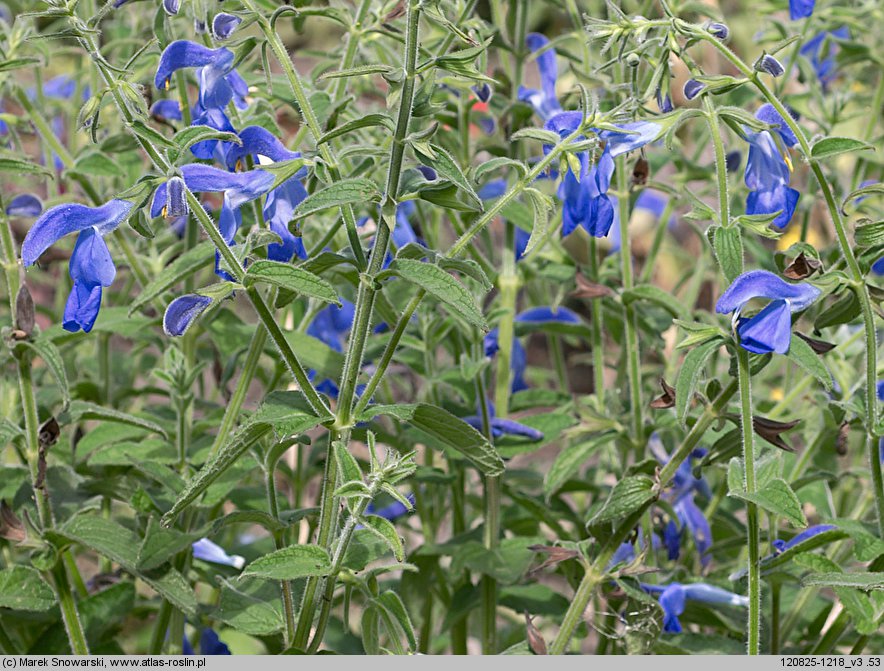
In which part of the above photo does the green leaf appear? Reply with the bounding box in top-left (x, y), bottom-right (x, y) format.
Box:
top-left (259, 158), bottom-right (312, 190)
top-left (785, 335), bottom-right (832, 390)
top-left (0, 57), bottom-right (41, 73)
top-left (522, 187), bottom-right (554, 257)
top-left (372, 590), bottom-right (417, 652)
top-left (61, 401), bottom-right (168, 439)
top-left (58, 516), bottom-right (197, 617)
top-left (510, 127), bottom-right (562, 145)
top-left (438, 258), bottom-right (491, 291)
top-left (810, 137), bottom-right (874, 161)
top-left (412, 143), bottom-right (482, 209)
top-left (815, 290), bottom-right (861, 330)
top-left (360, 403), bottom-right (504, 476)
top-left (292, 178), bottom-right (380, 219)
top-left (333, 440), bottom-right (363, 485)
top-left (622, 284), bottom-right (685, 318)
top-left (834, 587), bottom-right (880, 635)
top-left (854, 219), bottom-right (884, 248)
top-left (319, 64), bottom-right (396, 80)
top-left (362, 515), bottom-right (406, 562)
top-left (173, 125), bottom-right (241, 156)
top-left (589, 475), bottom-right (657, 525)
top-left (243, 260), bottom-right (340, 305)
top-left (755, 527), bottom-right (848, 574)
top-left (318, 113), bottom-right (395, 145)
top-left (0, 152), bottom-right (54, 179)
top-left (137, 517), bottom-right (200, 571)
top-left (215, 579), bottom-right (285, 635)
top-left (803, 573), bottom-right (884, 590)
top-left (544, 433), bottom-right (615, 499)
top-left (675, 339), bottom-right (722, 425)
top-left (731, 477), bottom-right (808, 528)
top-left (21, 337), bottom-right (69, 409)
top-left (129, 241), bottom-right (214, 315)
top-left (392, 258), bottom-right (487, 330)
top-left (129, 118), bottom-right (175, 149)
top-left (713, 225), bottom-right (743, 282)
top-left (0, 566), bottom-right (55, 611)
top-left (249, 390), bottom-right (335, 438)
top-left (242, 544), bottom-right (331, 580)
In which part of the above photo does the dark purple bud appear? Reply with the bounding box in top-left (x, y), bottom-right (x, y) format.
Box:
top-left (163, 0), bottom-right (180, 14)
top-left (725, 150), bottom-right (741, 172)
top-left (417, 166), bottom-right (437, 181)
top-left (472, 83), bottom-right (492, 103)
top-left (165, 177), bottom-right (189, 218)
top-left (212, 13), bottom-right (242, 40)
top-left (683, 79), bottom-right (705, 100)
top-left (756, 54), bottom-right (785, 77)
top-left (656, 88), bottom-right (673, 113)
top-left (707, 22), bottom-right (729, 40)
top-left (194, 18), bottom-right (207, 34)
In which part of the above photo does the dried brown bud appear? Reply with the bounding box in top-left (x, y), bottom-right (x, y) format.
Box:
top-left (0, 500), bottom-right (26, 543)
top-left (753, 415), bottom-right (801, 452)
top-left (783, 252), bottom-right (821, 280)
top-left (836, 421), bottom-right (850, 456)
top-left (632, 157), bottom-right (650, 186)
top-left (649, 378), bottom-right (676, 409)
top-left (527, 544), bottom-right (579, 574)
top-left (15, 285), bottom-right (35, 336)
top-left (795, 332), bottom-right (836, 354)
top-left (525, 613), bottom-right (548, 655)
top-left (572, 273), bottom-right (612, 299)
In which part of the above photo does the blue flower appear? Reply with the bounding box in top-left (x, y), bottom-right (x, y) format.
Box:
top-left (163, 0), bottom-right (180, 15)
top-left (484, 307), bottom-right (581, 392)
top-left (226, 126), bottom-right (309, 262)
top-left (716, 270), bottom-right (821, 355)
top-left (21, 200), bottom-right (134, 332)
top-left (192, 538), bottom-right (245, 569)
top-left (462, 401), bottom-right (544, 441)
top-left (517, 33), bottom-right (562, 121)
top-left (150, 99), bottom-right (183, 122)
top-left (744, 105), bottom-right (800, 229)
top-left (155, 41), bottom-right (241, 109)
top-left (150, 164), bottom-right (275, 217)
top-left (790, 0), bottom-right (814, 20)
top-left (366, 493), bottom-right (416, 521)
top-left (641, 582), bottom-right (748, 633)
top-left (769, 524), bottom-right (838, 555)
top-left (213, 13), bottom-right (242, 40)
top-left (649, 434), bottom-right (712, 566)
top-left (164, 295), bottom-right (213, 337)
top-left (189, 106), bottom-right (237, 161)
top-left (6, 194), bottom-right (43, 217)
top-left (183, 628), bottom-right (231, 655)
top-left (800, 28), bottom-right (849, 89)
top-left (543, 112), bottom-right (660, 239)
top-left (707, 22), bottom-right (730, 40)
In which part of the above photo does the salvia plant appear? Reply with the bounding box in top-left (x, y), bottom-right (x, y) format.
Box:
top-left (0, 0), bottom-right (882, 657)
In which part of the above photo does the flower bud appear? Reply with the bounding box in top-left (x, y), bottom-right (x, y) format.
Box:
top-left (626, 52), bottom-right (641, 68)
top-left (755, 54), bottom-right (785, 77)
top-left (706, 22), bottom-right (729, 40)
top-left (656, 88), bottom-right (673, 113)
top-left (165, 176), bottom-right (189, 218)
top-left (163, 0), bottom-right (179, 15)
top-left (725, 150), bottom-right (742, 173)
top-left (683, 79), bottom-right (705, 100)
top-left (212, 13), bottom-right (242, 40)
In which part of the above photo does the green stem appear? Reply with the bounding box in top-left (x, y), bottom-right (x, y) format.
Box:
top-left (52, 563), bottom-right (90, 655)
top-left (481, 473), bottom-right (501, 653)
top-left (588, 237), bottom-right (605, 402)
top-left (550, 379), bottom-right (739, 653)
top-left (617, 159), bottom-right (642, 449)
top-left (149, 601), bottom-right (173, 654)
top-left (737, 347), bottom-right (761, 655)
top-left (265, 453), bottom-right (296, 647)
top-left (246, 1), bottom-right (366, 269)
top-left (696, 31), bottom-right (883, 536)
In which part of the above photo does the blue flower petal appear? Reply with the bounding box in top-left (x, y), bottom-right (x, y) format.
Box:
top-left (199, 629), bottom-right (231, 655)
top-left (164, 294), bottom-right (213, 337)
top-left (736, 299), bottom-right (793, 354)
top-left (6, 194), bottom-right (43, 217)
top-left (789, 0), bottom-right (815, 20)
top-left (746, 183), bottom-right (800, 229)
top-left (715, 269), bottom-right (821, 315)
top-left (755, 104), bottom-right (798, 148)
top-left (516, 306), bottom-right (581, 324)
top-left (63, 282), bottom-right (102, 333)
top-left (600, 121), bottom-right (661, 157)
top-left (675, 497), bottom-right (712, 566)
top-left (70, 228), bottom-right (116, 288)
top-left (150, 99), bottom-right (183, 121)
top-left (155, 41), bottom-right (234, 108)
top-left (22, 199), bottom-right (133, 266)
top-left (212, 13), bottom-right (242, 40)
top-left (658, 584), bottom-right (686, 633)
top-left (226, 125), bottom-right (301, 170)
top-left (192, 538), bottom-right (245, 569)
